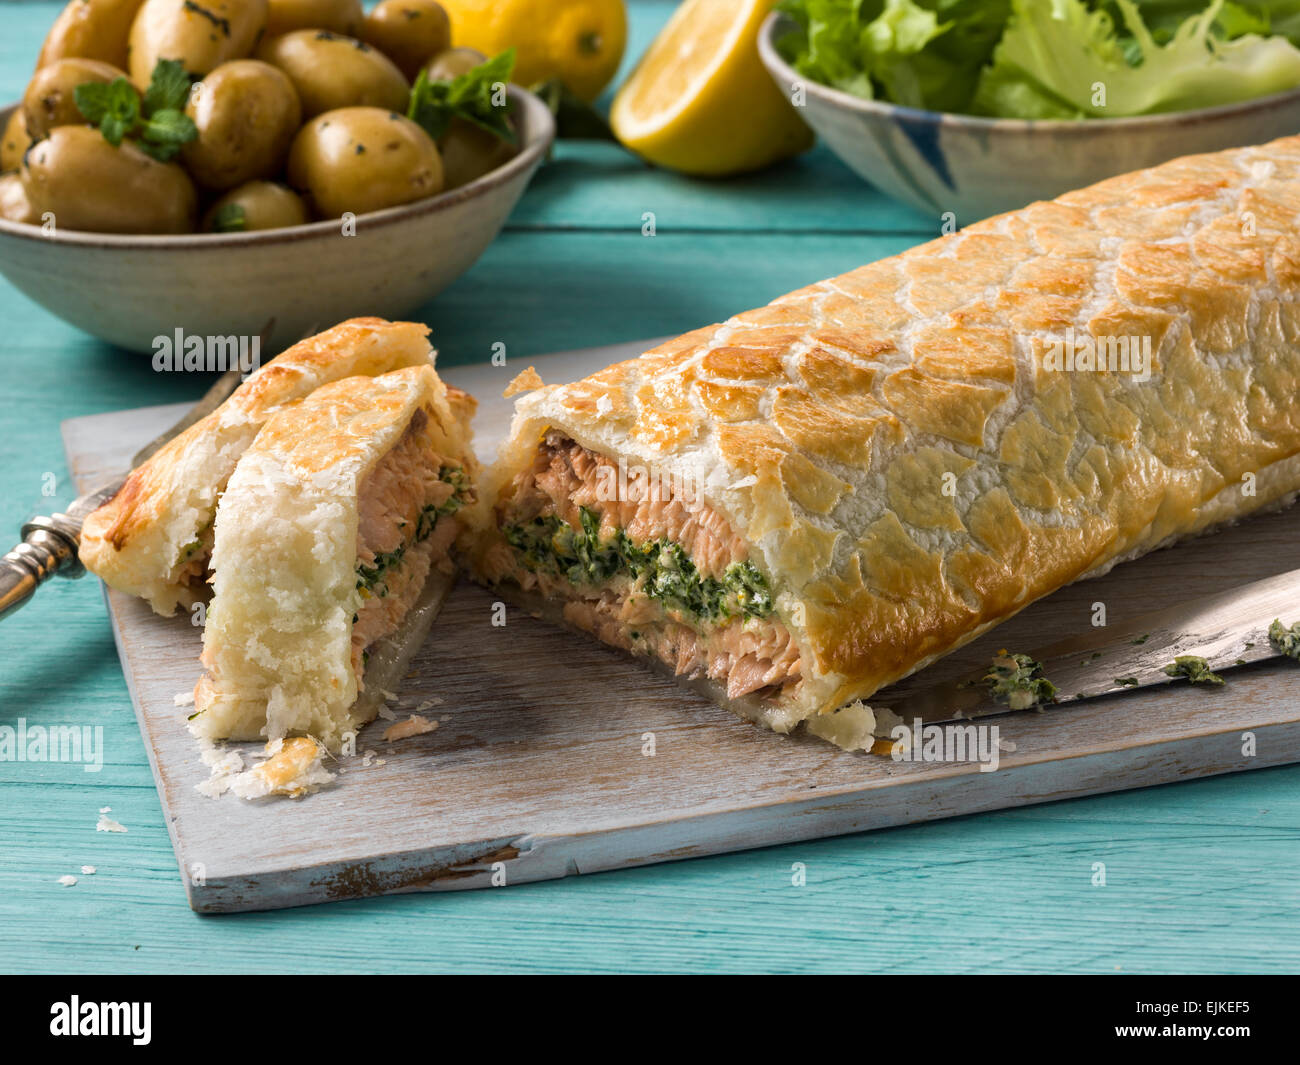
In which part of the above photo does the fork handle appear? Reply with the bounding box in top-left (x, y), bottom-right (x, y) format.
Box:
top-left (0, 514), bottom-right (84, 620)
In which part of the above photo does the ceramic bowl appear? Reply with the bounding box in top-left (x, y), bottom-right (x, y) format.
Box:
top-left (0, 86), bottom-right (555, 352)
top-left (758, 12), bottom-right (1300, 222)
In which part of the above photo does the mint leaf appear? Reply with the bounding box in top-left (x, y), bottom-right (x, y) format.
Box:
top-left (143, 57), bottom-right (192, 114)
top-left (408, 48), bottom-right (517, 144)
top-left (209, 202), bottom-right (246, 232)
top-left (139, 108), bottom-right (197, 160)
top-left (75, 78), bottom-right (140, 146)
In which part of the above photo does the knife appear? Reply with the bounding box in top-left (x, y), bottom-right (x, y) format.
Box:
top-left (868, 566), bottom-right (1300, 724)
top-left (0, 368), bottom-right (244, 621)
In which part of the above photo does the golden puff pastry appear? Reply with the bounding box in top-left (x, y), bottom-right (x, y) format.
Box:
top-left (81, 317), bottom-right (437, 616)
top-left (191, 365), bottom-right (478, 752)
top-left (469, 134), bottom-right (1300, 739)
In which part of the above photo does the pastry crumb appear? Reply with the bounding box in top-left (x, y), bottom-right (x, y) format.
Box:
top-left (228, 737), bottom-right (334, 800)
top-left (173, 691), bottom-right (195, 707)
top-left (81, 865), bottom-right (96, 875)
top-left (96, 813), bottom-right (127, 833)
top-left (56, 875), bottom-right (77, 887)
top-left (384, 714), bottom-right (438, 742)
top-left (504, 366), bottom-right (543, 397)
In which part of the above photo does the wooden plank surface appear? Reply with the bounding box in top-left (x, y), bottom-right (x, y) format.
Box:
top-left (4, 0), bottom-right (1300, 972)
top-left (60, 342), bottom-right (1300, 913)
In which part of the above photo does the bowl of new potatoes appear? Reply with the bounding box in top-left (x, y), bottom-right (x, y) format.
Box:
top-left (0, 0), bottom-right (555, 352)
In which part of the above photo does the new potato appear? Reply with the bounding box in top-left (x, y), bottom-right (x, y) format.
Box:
top-left (22, 125), bottom-right (197, 233)
top-left (264, 0), bottom-right (363, 37)
top-left (424, 46), bottom-right (486, 82)
top-left (0, 173), bottom-right (38, 225)
top-left (37, 0), bottom-right (147, 70)
top-left (128, 0), bottom-right (269, 88)
top-left (287, 106), bottom-right (443, 217)
top-left (257, 30), bottom-right (409, 118)
top-left (1, 110), bottom-right (32, 172)
top-left (203, 180), bottom-right (308, 230)
top-left (183, 60), bottom-right (302, 189)
top-left (361, 0), bottom-right (451, 80)
top-left (23, 58), bottom-right (127, 139)
top-left (438, 117), bottom-right (516, 189)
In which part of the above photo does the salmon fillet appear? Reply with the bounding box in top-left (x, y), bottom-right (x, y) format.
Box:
top-left (351, 408), bottom-right (470, 683)
top-left (493, 433), bottom-right (801, 701)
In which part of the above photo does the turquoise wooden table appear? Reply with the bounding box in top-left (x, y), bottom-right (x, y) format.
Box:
top-left (1, 0), bottom-right (1298, 974)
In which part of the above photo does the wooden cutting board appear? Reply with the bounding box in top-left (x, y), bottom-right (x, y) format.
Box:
top-left (61, 340), bottom-right (1300, 913)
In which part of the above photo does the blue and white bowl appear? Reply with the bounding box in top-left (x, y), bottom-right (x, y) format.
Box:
top-left (759, 12), bottom-right (1300, 223)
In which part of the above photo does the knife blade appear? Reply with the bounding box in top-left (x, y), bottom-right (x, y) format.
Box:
top-left (868, 567), bottom-right (1300, 724)
top-left (0, 366), bottom-right (244, 620)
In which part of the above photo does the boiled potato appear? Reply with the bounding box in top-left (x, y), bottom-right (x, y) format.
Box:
top-left (2, 110), bottom-right (32, 172)
top-left (22, 125), bottom-right (197, 233)
top-left (424, 46), bottom-right (487, 83)
top-left (264, 0), bottom-right (362, 37)
top-left (0, 173), bottom-right (38, 224)
top-left (182, 60), bottom-right (301, 189)
top-left (361, 0), bottom-right (451, 81)
top-left (23, 58), bottom-right (128, 139)
top-left (203, 180), bottom-right (307, 230)
top-left (287, 106), bottom-right (442, 218)
top-left (128, 0), bottom-right (268, 88)
top-left (437, 117), bottom-right (516, 189)
top-left (37, 0), bottom-right (147, 70)
top-left (257, 30), bottom-right (408, 118)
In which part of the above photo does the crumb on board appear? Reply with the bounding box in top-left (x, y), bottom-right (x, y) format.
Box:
top-left (56, 875), bottom-right (77, 887)
top-left (81, 865), bottom-right (96, 875)
top-left (376, 703), bottom-right (398, 721)
top-left (195, 736), bottom-right (333, 800)
top-left (96, 812), bottom-right (127, 833)
top-left (230, 737), bottom-right (335, 800)
top-left (415, 697), bottom-right (444, 713)
top-left (384, 714), bottom-right (438, 742)
top-left (503, 366), bottom-right (544, 398)
top-left (804, 700), bottom-right (878, 752)
top-left (173, 691), bottom-right (195, 707)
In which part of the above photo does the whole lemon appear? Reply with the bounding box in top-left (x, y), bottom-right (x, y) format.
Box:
top-left (440, 0), bottom-right (627, 102)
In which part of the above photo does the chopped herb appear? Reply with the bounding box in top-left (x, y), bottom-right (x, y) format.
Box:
top-left (1269, 619), bottom-right (1300, 660)
top-left (1115, 676), bottom-right (1139, 688)
top-left (981, 650), bottom-right (1057, 710)
top-left (356, 466), bottom-right (471, 596)
top-left (1235, 658), bottom-right (1247, 666)
top-left (1163, 656), bottom-right (1224, 686)
top-left (407, 48), bottom-right (517, 144)
top-left (75, 58), bottom-right (196, 161)
top-left (504, 506), bottom-right (775, 623)
top-left (209, 202), bottom-right (246, 232)
top-left (1131, 633), bottom-right (1150, 645)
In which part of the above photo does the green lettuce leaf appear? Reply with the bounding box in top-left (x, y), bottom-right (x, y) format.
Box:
top-left (973, 0), bottom-right (1300, 118)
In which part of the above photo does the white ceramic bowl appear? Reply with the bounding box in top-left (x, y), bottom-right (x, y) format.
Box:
top-left (0, 86), bottom-right (555, 352)
top-left (759, 12), bottom-right (1300, 222)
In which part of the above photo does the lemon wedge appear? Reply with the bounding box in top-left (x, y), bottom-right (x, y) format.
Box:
top-left (611, 0), bottom-right (812, 177)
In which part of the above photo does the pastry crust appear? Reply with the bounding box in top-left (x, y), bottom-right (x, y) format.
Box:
top-left (191, 364), bottom-right (478, 752)
top-left (81, 317), bottom-right (436, 616)
top-left (470, 134), bottom-right (1300, 733)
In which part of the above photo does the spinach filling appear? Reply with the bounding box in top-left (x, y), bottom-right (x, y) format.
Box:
top-left (503, 506), bottom-right (774, 623)
top-left (356, 465), bottom-right (469, 598)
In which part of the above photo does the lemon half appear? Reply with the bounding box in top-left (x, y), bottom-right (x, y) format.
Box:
top-left (611, 0), bottom-right (813, 177)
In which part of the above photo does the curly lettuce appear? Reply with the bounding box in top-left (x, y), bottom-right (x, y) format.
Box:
top-left (776, 0), bottom-right (1300, 116)
top-left (976, 0), bottom-right (1300, 117)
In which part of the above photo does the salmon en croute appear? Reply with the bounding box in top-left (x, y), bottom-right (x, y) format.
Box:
top-left (468, 134), bottom-right (1300, 744)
